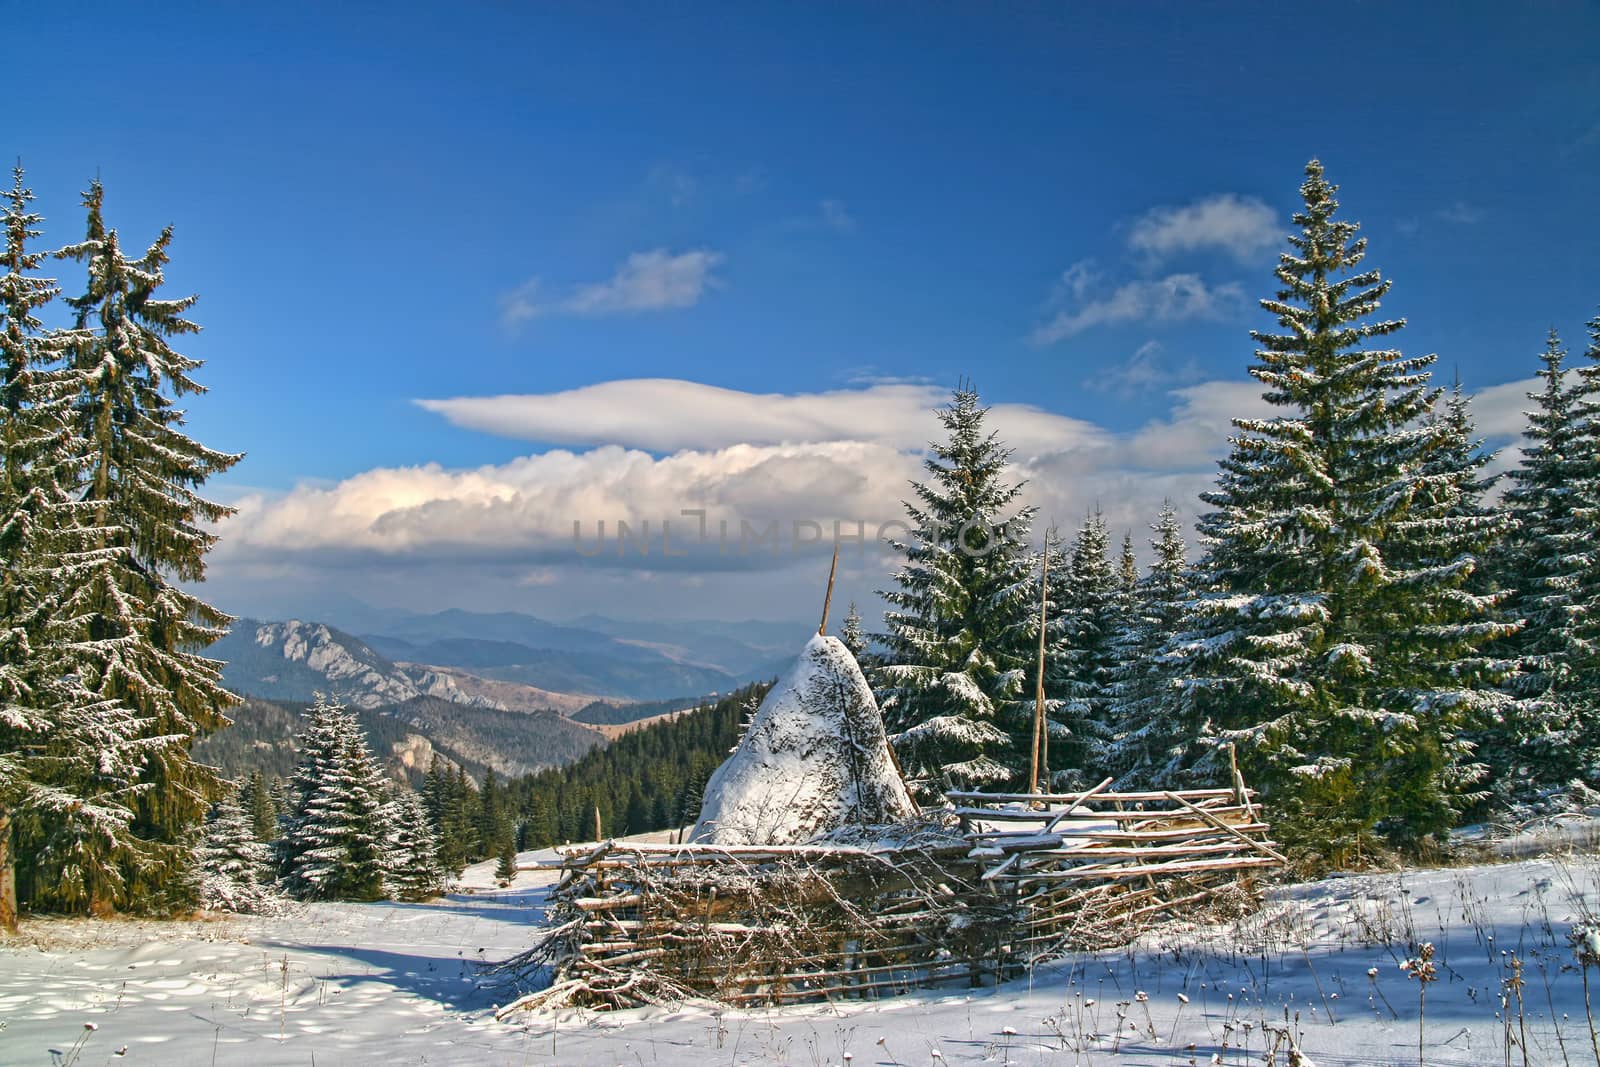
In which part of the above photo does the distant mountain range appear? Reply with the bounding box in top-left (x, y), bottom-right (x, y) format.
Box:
top-left (211, 609), bottom-right (803, 713)
top-left (201, 609), bottom-right (807, 788)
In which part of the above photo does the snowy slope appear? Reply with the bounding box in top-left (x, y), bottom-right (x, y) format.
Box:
top-left (691, 633), bottom-right (916, 845)
top-left (8, 855), bottom-right (1600, 1064)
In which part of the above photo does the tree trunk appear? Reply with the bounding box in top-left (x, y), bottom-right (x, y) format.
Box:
top-left (0, 811), bottom-right (18, 934)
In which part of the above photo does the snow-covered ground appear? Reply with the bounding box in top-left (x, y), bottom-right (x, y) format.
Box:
top-left (6, 846), bottom-right (1600, 1065)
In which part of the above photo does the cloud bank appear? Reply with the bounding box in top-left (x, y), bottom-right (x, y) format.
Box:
top-left (210, 375), bottom-right (1535, 620)
top-left (217, 379), bottom-right (1271, 584)
top-left (417, 379), bottom-right (1107, 459)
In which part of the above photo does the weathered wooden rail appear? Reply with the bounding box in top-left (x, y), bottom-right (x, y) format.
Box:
top-left (495, 783), bottom-right (1283, 1015)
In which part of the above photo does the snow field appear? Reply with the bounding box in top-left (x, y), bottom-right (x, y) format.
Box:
top-left (5, 851), bottom-right (1600, 1064)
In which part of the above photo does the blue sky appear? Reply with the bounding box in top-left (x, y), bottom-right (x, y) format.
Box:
top-left (12, 3), bottom-right (1600, 622)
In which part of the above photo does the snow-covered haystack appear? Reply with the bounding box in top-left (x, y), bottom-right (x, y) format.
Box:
top-left (690, 634), bottom-right (917, 845)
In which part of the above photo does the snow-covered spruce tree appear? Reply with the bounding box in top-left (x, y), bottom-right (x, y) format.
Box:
top-left (2, 471), bottom-right (149, 921)
top-left (11, 677), bottom-right (148, 918)
top-left (1042, 511), bottom-right (1121, 787)
top-left (478, 768), bottom-right (509, 859)
top-left (494, 833), bottom-right (518, 885)
top-left (198, 784), bottom-right (278, 914)
top-left (245, 770), bottom-right (280, 842)
top-left (1379, 377), bottom-right (1514, 823)
top-left (1499, 334), bottom-right (1590, 688)
top-left (1105, 501), bottom-right (1195, 787)
top-left (1576, 308), bottom-right (1600, 685)
top-left (1169, 161), bottom-right (1513, 859)
top-left (0, 165), bottom-right (147, 922)
top-left (383, 789), bottom-right (446, 902)
top-left (3, 483), bottom-right (151, 919)
top-left (875, 385), bottom-right (1038, 800)
top-left (277, 697), bottom-right (389, 902)
top-left (1117, 530), bottom-right (1138, 609)
top-left (0, 163), bottom-right (66, 930)
top-left (424, 761), bottom-right (479, 875)
top-left (0, 166), bottom-right (73, 427)
top-left (839, 601), bottom-right (869, 664)
top-left (1489, 322), bottom-right (1600, 800)
top-left (49, 181), bottom-right (241, 909)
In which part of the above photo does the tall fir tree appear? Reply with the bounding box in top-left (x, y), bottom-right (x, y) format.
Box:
top-left (1576, 308), bottom-right (1600, 686)
top-left (0, 165), bottom-right (72, 421)
top-left (1492, 325), bottom-right (1600, 799)
top-left (48, 180), bottom-right (242, 908)
top-left (875, 385), bottom-right (1038, 799)
top-left (198, 783), bottom-right (278, 914)
top-left (494, 832), bottom-right (518, 885)
top-left (1169, 160), bottom-right (1513, 860)
top-left (1117, 531), bottom-right (1139, 608)
top-left (246, 770), bottom-right (280, 842)
top-left (1378, 378), bottom-right (1514, 822)
top-left (1106, 501), bottom-right (1195, 786)
top-left (277, 697), bottom-right (389, 901)
top-left (1043, 511), bottom-right (1122, 786)
top-left (477, 768), bottom-right (507, 858)
top-left (0, 163), bottom-right (64, 931)
top-left (1499, 334), bottom-right (1590, 689)
top-left (383, 789), bottom-right (446, 902)
top-left (0, 166), bottom-right (146, 922)
top-left (422, 758), bottom-right (478, 875)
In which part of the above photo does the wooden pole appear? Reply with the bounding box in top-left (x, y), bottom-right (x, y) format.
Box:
top-left (818, 542), bottom-right (840, 636)
top-left (1229, 743), bottom-right (1257, 822)
top-left (593, 804), bottom-right (603, 844)
top-left (1029, 543), bottom-right (1050, 796)
top-left (0, 812), bottom-right (17, 935)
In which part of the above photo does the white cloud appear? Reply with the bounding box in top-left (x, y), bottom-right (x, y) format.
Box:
top-left (1125, 380), bottom-right (1274, 470)
top-left (820, 199), bottom-right (856, 231)
top-left (567, 250), bottom-right (723, 315)
top-left (499, 278), bottom-right (546, 326)
top-left (1031, 273), bottom-right (1244, 344)
top-left (218, 377), bottom-right (1271, 599)
top-left (1437, 201), bottom-right (1485, 225)
top-left (212, 373), bottom-right (1546, 621)
top-left (216, 440), bottom-right (924, 569)
top-left (1030, 195), bottom-right (1271, 345)
top-left (1467, 375), bottom-right (1540, 440)
top-left (1127, 194), bottom-right (1280, 262)
top-left (1049, 260), bottom-right (1099, 303)
top-left (418, 379), bottom-right (1109, 459)
top-left (500, 249), bottom-right (723, 327)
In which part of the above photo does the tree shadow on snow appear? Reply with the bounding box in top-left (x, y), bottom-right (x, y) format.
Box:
top-left (264, 942), bottom-right (511, 1012)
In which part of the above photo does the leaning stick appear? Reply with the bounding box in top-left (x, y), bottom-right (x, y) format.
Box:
top-left (1162, 791), bottom-right (1288, 864)
top-left (818, 542), bottom-right (840, 635)
top-left (1030, 543), bottom-right (1050, 795)
top-left (1041, 776), bottom-right (1115, 834)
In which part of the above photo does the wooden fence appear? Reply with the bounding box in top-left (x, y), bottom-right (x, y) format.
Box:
top-left (949, 778), bottom-right (1285, 963)
top-left (494, 782), bottom-right (1283, 1016)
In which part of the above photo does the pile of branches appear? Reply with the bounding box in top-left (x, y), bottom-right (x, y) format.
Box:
top-left (494, 785), bottom-right (1285, 1017)
top-left (493, 828), bottom-right (1016, 1016)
